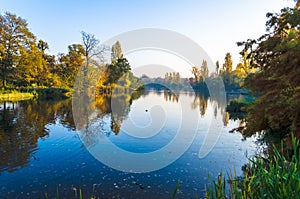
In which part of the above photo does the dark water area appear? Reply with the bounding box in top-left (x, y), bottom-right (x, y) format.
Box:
top-left (0, 90), bottom-right (260, 198)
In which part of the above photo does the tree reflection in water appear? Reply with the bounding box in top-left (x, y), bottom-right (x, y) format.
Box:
top-left (0, 89), bottom-right (243, 173)
top-left (77, 88), bottom-right (145, 147)
top-left (0, 100), bottom-right (75, 173)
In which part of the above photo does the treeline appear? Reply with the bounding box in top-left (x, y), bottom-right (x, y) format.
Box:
top-left (190, 52), bottom-right (255, 92)
top-left (0, 12), bottom-right (71, 89)
top-left (140, 53), bottom-right (254, 92)
top-left (0, 12), bottom-right (141, 93)
top-left (189, 1), bottom-right (300, 138)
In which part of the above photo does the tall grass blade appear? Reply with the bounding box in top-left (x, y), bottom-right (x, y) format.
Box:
top-left (172, 179), bottom-right (180, 199)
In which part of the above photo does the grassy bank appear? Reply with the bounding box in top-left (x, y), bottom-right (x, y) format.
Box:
top-left (0, 91), bottom-right (35, 101)
top-left (0, 88), bottom-right (72, 102)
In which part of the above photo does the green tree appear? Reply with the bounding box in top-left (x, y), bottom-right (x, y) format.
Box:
top-left (106, 57), bottom-right (131, 85)
top-left (238, 2), bottom-right (300, 137)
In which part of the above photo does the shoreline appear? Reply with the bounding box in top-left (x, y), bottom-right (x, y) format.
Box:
top-left (0, 92), bottom-right (35, 102)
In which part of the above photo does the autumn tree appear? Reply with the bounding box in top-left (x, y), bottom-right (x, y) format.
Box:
top-left (175, 72), bottom-right (181, 84)
top-left (0, 12), bottom-right (38, 88)
top-left (58, 44), bottom-right (85, 87)
top-left (191, 66), bottom-right (201, 82)
top-left (220, 52), bottom-right (234, 90)
top-left (15, 43), bottom-right (43, 86)
top-left (234, 63), bottom-right (246, 78)
top-left (201, 59), bottom-right (209, 81)
top-left (164, 72), bottom-right (181, 86)
top-left (222, 52), bottom-right (233, 73)
top-left (35, 40), bottom-right (53, 86)
top-left (238, 1), bottom-right (300, 137)
top-left (111, 40), bottom-right (123, 62)
top-left (37, 40), bottom-right (49, 53)
top-left (164, 72), bottom-right (169, 83)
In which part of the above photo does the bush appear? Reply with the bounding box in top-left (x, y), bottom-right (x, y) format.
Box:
top-left (36, 88), bottom-right (71, 100)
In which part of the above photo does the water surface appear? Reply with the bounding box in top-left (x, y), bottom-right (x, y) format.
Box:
top-left (0, 90), bottom-right (259, 198)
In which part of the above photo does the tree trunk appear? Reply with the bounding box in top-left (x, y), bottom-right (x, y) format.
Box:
top-left (2, 66), bottom-right (7, 89)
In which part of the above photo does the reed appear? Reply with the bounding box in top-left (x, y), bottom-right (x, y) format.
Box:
top-left (205, 134), bottom-right (300, 199)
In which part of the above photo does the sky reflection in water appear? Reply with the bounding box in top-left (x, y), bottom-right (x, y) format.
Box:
top-left (0, 90), bottom-right (259, 198)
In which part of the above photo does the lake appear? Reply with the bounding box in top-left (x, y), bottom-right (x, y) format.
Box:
top-left (0, 89), bottom-right (260, 198)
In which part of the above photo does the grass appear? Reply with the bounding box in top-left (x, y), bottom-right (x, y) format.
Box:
top-left (172, 179), bottom-right (180, 199)
top-left (0, 91), bottom-right (35, 101)
top-left (0, 87), bottom-right (72, 102)
top-left (45, 188), bottom-right (99, 199)
top-left (205, 134), bottom-right (300, 199)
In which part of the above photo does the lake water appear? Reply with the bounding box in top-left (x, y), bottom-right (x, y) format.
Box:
top-left (0, 89), bottom-right (260, 198)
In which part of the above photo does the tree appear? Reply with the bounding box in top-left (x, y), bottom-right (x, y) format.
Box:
top-left (58, 44), bottom-right (85, 87)
top-left (216, 60), bottom-right (220, 75)
top-left (111, 41), bottom-right (123, 62)
top-left (223, 52), bottom-right (233, 73)
top-left (191, 66), bottom-right (201, 82)
top-left (15, 43), bottom-right (43, 86)
top-left (106, 57), bottom-right (131, 85)
top-left (164, 72), bottom-right (169, 83)
top-left (37, 40), bottom-right (49, 53)
top-left (81, 31), bottom-right (99, 70)
top-left (234, 62), bottom-right (246, 79)
top-left (238, 2), bottom-right (300, 137)
top-left (242, 50), bottom-right (250, 74)
top-left (201, 59), bottom-right (209, 81)
top-left (79, 31), bottom-right (109, 94)
top-left (220, 52), bottom-right (233, 89)
top-left (231, 62), bottom-right (246, 88)
top-left (35, 40), bottom-right (52, 86)
top-left (175, 72), bottom-right (181, 84)
top-left (0, 12), bottom-right (37, 88)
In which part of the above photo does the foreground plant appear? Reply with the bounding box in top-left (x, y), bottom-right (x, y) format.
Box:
top-left (205, 134), bottom-right (300, 199)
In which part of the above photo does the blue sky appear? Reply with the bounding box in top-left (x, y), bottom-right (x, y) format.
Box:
top-left (0, 0), bottom-right (295, 77)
